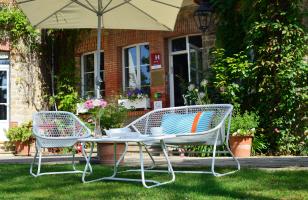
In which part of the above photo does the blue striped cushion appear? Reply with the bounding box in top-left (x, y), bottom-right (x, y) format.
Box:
top-left (161, 112), bottom-right (214, 134)
top-left (196, 112), bottom-right (214, 132)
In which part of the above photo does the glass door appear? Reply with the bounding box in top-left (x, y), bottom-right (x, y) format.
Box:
top-left (169, 35), bottom-right (202, 107)
top-left (0, 66), bottom-right (9, 141)
top-left (189, 44), bottom-right (203, 85)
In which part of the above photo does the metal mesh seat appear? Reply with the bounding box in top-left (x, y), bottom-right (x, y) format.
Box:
top-left (126, 104), bottom-right (240, 176)
top-left (30, 111), bottom-right (91, 177)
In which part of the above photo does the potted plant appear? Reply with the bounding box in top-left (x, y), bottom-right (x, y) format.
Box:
top-left (79, 99), bottom-right (128, 165)
top-left (6, 121), bottom-right (34, 156)
top-left (229, 111), bottom-right (259, 157)
top-left (118, 88), bottom-right (150, 109)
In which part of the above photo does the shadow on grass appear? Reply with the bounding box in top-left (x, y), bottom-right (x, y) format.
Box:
top-left (0, 164), bottom-right (307, 199)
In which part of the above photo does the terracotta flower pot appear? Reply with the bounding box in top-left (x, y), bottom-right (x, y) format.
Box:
top-left (15, 141), bottom-right (31, 156)
top-left (97, 143), bottom-right (126, 165)
top-left (229, 136), bottom-right (253, 157)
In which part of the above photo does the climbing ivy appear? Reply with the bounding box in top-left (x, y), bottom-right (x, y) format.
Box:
top-left (0, 4), bottom-right (39, 48)
top-left (44, 30), bottom-right (81, 113)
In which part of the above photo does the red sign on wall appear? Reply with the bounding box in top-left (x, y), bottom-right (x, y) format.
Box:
top-left (151, 53), bottom-right (162, 69)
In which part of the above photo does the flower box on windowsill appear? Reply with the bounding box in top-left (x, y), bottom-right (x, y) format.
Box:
top-left (118, 98), bottom-right (151, 110)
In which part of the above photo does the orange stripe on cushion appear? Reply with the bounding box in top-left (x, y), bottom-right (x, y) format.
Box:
top-left (191, 112), bottom-right (202, 133)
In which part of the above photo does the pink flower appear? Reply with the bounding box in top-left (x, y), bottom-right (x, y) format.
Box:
top-left (274, 128), bottom-right (280, 133)
top-left (99, 100), bottom-right (107, 108)
top-left (83, 99), bottom-right (107, 110)
top-left (84, 100), bottom-right (94, 109)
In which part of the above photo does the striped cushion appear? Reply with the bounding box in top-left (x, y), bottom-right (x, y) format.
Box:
top-left (161, 111), bottom-right (214, 134)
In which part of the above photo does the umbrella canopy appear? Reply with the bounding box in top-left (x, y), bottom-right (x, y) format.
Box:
top-left (16, 0), bottom-right (186, 98)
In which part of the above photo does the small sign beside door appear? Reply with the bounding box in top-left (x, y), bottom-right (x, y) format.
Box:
top-left (154, 101), bottom-right (163, 110)
top-left (151, 53), bottom-right (161, 70)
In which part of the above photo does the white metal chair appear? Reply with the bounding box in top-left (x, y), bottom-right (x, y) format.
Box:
top-left (126, 104), bottom-right (240, 177)
top-left (30, 111), bottom-right (91, 177)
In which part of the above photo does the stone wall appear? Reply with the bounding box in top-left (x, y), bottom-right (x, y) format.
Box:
top-left (9, 43), bottom-right (46, 125)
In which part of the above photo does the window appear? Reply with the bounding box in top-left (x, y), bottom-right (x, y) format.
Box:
top-left (81, 52), bottom-right (105, 98)
top-left (123, 44), bottom-right (150, 95)
top-left (0, 52), bottom-right (9, 65)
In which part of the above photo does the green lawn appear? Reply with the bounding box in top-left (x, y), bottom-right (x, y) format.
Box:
top-left (0, 164), bottom-right (307, 200)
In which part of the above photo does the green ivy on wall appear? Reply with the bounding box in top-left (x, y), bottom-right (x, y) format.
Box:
top-left (0, 4), bottom-right (39, 48)
top-left (44, 30), bottom-right (82, 113)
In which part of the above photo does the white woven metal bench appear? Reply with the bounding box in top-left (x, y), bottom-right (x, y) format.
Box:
top-left (126, 104), bottom-right (240, 176)
top-left (30, 111), bottom-right (91, 177)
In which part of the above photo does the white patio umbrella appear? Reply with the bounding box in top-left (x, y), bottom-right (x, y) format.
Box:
top-left (16, 0), bottom-right (188, 98)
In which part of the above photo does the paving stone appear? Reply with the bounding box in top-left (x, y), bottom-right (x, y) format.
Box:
top-left (0, 154), bottom-right (307, 169)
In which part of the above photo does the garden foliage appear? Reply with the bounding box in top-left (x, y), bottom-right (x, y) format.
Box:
top-left (46, 30), bottom-right (81, 113)
top-left (99, 103), bottom-right (128, 130)
top-left (0, 4), bottom-right (38, 48)
top-left (6, 121), bottom-right (33, 144)
top-left (211, 0), bottom-right (307, 155)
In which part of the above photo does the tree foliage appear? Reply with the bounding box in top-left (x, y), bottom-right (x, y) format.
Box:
top-left (0, 4), bottom-right (39, 48)
top-left (211, 0), bottom-right (307, 155)
top-left (246, 0), bottom-right (307, 154)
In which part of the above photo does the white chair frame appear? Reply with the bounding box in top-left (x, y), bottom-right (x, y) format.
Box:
top-left (126, 104), bottom-right (240, 177)
top-left (30, 111), bottom-right (91, 177)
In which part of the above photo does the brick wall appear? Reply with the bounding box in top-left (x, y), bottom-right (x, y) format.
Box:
top-left (75, 5), bottom-right (216, 108)
top-left (0, 40), bottom-right (9, 51)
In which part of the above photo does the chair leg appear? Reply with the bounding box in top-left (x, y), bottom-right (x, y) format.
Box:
top-left (30, 145), bottom-right (85, 177)
top-left (210, 141), bottom-right (240, 177)
top-left (211, 143), bottom-right (218, 176)
top-left (72, 148), bottom-right (77, 171)
top-left (30, 146), bottom-right (39, 177)
top-left (226, 141), bottom-right (241, 171)
top-left (172, 130), bottom-right (240, 176)
top-left (37, 148), bottom-right (43, 176)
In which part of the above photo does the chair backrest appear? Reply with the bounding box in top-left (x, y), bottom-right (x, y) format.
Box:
top-left (33, 111), bottom-right (91, 139)
top-left (128, 104), bottom-right (233, 136)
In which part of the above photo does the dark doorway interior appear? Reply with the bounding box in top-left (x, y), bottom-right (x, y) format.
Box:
top-left (173, 54), bottom-right (188, 107)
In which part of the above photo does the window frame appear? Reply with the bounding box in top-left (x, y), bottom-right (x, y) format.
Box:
top-left (81, 50), bottom-right (104, 98)
top-left (122, 42), bottom-right (150, 93)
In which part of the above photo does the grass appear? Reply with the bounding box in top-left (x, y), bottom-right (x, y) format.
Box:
top-left (0, 164), bottom-right (307, 200)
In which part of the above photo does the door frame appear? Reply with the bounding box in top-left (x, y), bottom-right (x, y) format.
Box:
top-left (168, 34), bottom-right (201, 107)
top-left (0, 63), bottom-right (10, 141)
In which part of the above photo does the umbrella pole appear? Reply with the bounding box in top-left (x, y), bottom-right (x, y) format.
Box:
top-left (96, 13), bottom-right (102, 99)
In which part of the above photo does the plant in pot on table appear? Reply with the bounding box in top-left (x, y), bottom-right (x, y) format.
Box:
top-left (6, 121), bottom-right (34, 156)
top-left (98, 102), bottom-right (128, 165)
top-left (229, 111), bottom-right (259, 157)
top-left (82, 99), bottom-right (128, 165)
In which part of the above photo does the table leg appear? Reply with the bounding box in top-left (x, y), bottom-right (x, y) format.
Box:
top-left (82, 142), bottom-right (94, 183)
top-left (138, 141), bottom-right (175, 188)
top-left (160, 140), bottom-right (175, 180)
top-left (110, 142), bottom-right (128, 177)
top-left (138, 142), bottom-right (148, 188)
top-left (143, 145), bottom-right (156, 169)
top-left (81, 140), bottom-right (175, 188)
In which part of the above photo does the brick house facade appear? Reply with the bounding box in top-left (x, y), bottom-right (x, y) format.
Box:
top-left (75, 4), bottom-right (216, 110)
